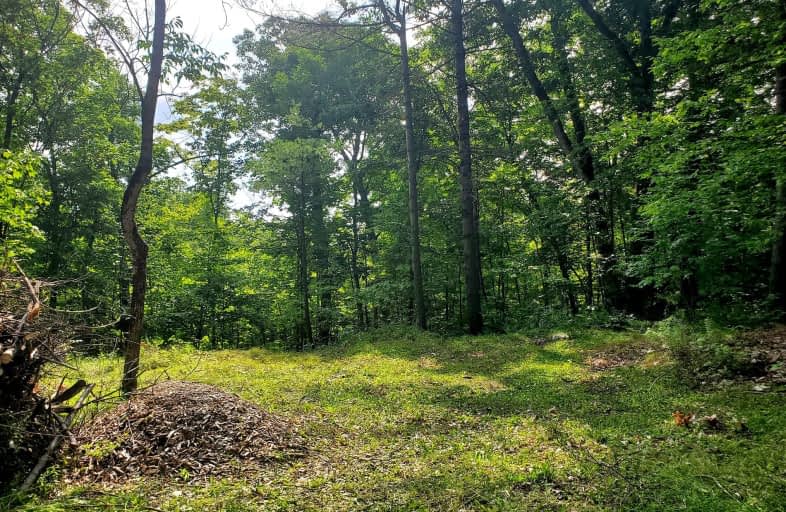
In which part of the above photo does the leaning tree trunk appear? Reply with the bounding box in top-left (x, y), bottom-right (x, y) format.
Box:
top-left (452, 0), bottom-right (483, 334)
top-left (120, 0), bottom-right (166, 394)
top-left (492, 0), bottom-right (626, 311)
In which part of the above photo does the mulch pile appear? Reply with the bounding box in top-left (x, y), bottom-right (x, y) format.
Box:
top-left (69, 381), bottom-right (306, 482)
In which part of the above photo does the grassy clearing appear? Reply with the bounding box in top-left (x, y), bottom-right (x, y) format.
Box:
top-left (10, 327), bottom-right (786, 511)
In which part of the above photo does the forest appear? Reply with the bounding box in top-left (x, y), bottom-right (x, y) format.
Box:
top-left (1, 0), bottom-right (785, 510)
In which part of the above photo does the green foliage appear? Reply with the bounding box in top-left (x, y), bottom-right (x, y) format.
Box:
top-left (651, 318), bottom-right (783, 387)
top-left (0, 150), bottom-right (48, 260)
top-left (3, 0), bottom-right (785, 345)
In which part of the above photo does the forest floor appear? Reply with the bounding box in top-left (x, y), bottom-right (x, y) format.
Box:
top-left (10, 326), bottom-right (786, 511)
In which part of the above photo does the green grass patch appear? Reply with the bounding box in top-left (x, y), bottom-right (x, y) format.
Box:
top-left (9, 326), bottom-right (786, 511)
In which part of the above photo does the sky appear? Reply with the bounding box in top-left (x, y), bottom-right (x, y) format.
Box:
top-left (150, 0), bottom-right (345, 211)
top-left (167, 0), bottom-right (338, 63)
top-left (156, 0), bottom-right (338, 120)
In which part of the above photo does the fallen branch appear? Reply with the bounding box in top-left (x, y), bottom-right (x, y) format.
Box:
top-left (19, 384), bottom-right (94, 493)
top-left (12, 260), bottom-right (41, 337)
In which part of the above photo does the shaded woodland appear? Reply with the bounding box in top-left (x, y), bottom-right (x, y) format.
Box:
top-left (1, 0), bottom-right (785, 362)
top-left (2, 0), bottom-right (786, 507)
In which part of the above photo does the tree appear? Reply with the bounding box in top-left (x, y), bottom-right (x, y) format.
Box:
top-left (237, 14), bottom-right (409, 332)
top-left (250, 139), bottom-right (338, 348)
top-left (118, 0), bottom-right (166, 394)
top-left (376, 0), bottom-right (428, 329)
top-left (450, 0), bottom-right (483, 333)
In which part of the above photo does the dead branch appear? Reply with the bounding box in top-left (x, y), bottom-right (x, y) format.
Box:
top-left (20, 384), bottom-right (94, 492)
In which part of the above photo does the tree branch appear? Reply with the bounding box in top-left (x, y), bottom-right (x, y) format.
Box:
top-left (574, 0), bottom-right (641, 79)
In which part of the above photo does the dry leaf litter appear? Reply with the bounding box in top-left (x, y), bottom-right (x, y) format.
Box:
top-left (69, 380), bottom-right (306, 482)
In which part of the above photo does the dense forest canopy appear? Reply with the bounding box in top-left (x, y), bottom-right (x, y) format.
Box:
top-left (2, 0), bottom-right (785, 353)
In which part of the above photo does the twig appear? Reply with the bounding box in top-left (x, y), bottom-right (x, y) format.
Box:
top-left (11, 260), bottom-right (41, 337)
top-left (19, 384), bottom-right (95, 492)
top-left (696, 474), bottom-right (759, 510)
top-left (13, 260), bottom-right (38, 301)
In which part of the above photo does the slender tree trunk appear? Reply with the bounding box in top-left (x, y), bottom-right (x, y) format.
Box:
top-left (120, 0), bottom-right (166, 394)
top-left (350, 188), bottom-right (365, 328)
top-left (314, 218), bottom-right (331, 343)
top-left (556, 251), bottom-right (578, 316)
top-left (341, 135), bottom-right (368, 330)
top-left (396, 12), bottom-right (428, 330)
top-left (2, 75), bottom-right (24, 150)
top-left (585, 222), bottom-right (594, 307)
top-left (452, 0), bottom-right (483, 334)
top-left (296, 173), bottom-right (313, 349)
top-left (769, 60), bottom-right (786, 312)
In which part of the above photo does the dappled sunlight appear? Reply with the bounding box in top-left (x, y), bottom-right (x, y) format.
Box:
top-left (35, 330), bottom-right (786, 511)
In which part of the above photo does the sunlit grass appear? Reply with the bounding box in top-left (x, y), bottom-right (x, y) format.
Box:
top-left (11, 326), bottom-right (786, 511)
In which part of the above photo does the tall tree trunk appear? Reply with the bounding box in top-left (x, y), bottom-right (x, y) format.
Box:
top-left (634, 0), bottom-right (656, 114)
top-left (585, 217), bottom-right (594, 307)
top-left (2, 75), bottom-right (24, 150)
top-left (350, 186), bottom-right (365, 329)
top-left (394, 11), bottom-right (428, 330)
top-left (340, 133), bottom-right (368, 330)
top-left (120, 0), bottom-right (166, 394)
top-left (556, 250), bottom-right (578, 316)
top-left (769, 59), bottom-right (786, 312)
top-left (313, 207), bottom-right (331, 343)
top-left (452, 0), bottom-right (483, 334)
top-left (296, 173), bottom-right (314, 349)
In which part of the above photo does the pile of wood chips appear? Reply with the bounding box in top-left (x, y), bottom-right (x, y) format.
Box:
top-left (70, 381), bottom-right (306, 482)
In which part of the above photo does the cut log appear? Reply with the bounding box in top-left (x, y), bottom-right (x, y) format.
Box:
top-left (1, 348), bottom-right (16, 365)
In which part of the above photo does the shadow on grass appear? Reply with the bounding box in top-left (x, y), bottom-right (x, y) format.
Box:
top-left (293, 331), bottom-right (785, 511)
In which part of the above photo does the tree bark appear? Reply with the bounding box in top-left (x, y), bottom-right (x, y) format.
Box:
top-left (452, 0), bottom-right (483, 334)
top-left (296, 171), bottom-right (314, 349)
top-left (769, 59), bottom-right (786, 312)
top-left (120, 0), bottom-right (166, 394)
top-left (392, 6), bottom-right (427, 330)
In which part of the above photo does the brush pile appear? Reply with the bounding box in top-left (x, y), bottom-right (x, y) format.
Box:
top-left (69, 380), bottom-right (306, 482)
top-left (0, 266), bottom-right (79, 486)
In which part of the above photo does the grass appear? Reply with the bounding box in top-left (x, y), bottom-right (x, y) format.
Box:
top-left (9, 326), bottom-right (786, 511)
